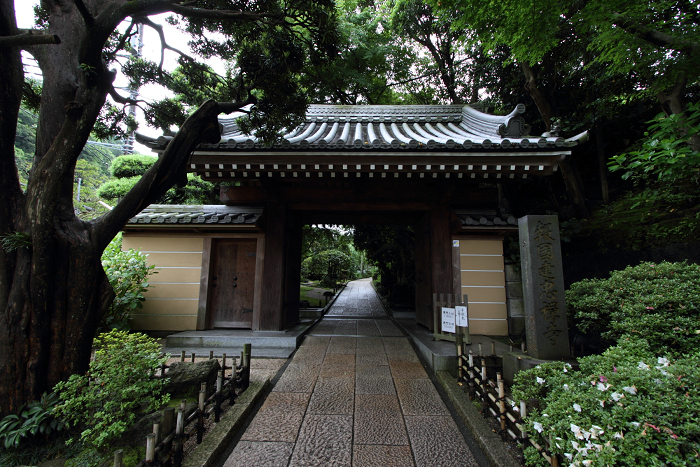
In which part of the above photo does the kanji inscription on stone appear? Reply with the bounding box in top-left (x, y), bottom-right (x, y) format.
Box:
top-left (518, 215), bottom-right (570, 360)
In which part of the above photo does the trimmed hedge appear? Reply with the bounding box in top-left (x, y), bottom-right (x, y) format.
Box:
top-left (566, 261), bottom-right (700, 358)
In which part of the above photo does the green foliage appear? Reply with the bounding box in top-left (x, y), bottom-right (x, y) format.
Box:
top-left (609, 103), bottom-right (700, 183)
top-left (98, 172), bottom-right (215, 204)
top-left (110, 154), bottom-right (157, 178)
top-left (566, 261), bottom-right (700, 358)
top-left (100, 235), bottom-right (156, 332)
top-left (512, 339), bottom-right (700, 466)
top-left (0, 231), bottom-right (32, 253)
top-left (53, 330), bottom-right (170, 449)
top-left (0, 392), bottom-right (64, 449)
top-left (302, 249), bottom-right (353, 286)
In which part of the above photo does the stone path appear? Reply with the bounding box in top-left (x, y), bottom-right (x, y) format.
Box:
top-left (224, 278), bottom-right (481, 467)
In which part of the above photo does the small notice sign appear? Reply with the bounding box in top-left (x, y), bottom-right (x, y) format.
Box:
top-left (455, 305), bottom-right (468, 327)
top-left (453, 240), bottom-right (460, 247)
top-left (441, 307), bottom-right (456, 333)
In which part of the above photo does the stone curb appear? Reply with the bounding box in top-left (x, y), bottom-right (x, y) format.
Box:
top-left (436, 371), bottom-right (521, 467)
top-left (183, 377), bottom-right (271, 467)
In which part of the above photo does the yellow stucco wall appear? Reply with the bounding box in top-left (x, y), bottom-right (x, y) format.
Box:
top-left (457, 237), bottom-right (508, 336)
top-left (122, 235), bottom-right (203, 331)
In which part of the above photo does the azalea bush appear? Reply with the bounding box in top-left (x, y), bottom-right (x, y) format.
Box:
top-left (512, 339), bottom-right (700, 466)
top-left (566, 261), bottom-right (700, 358)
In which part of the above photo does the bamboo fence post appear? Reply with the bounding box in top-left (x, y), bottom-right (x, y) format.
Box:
top-left (162, 407), bottom-right (174, 456)
top-left (229, 356), bottom-right (237, 404)
top-left (520, 401), bottom-right (528, 445)
top-left (468, 350), bottom-right (475, 399)
top-left (146, 433), bottom-right (156, 463)
top-left (174, 407), bottom-right (185, 467)
top-left (215, 369), bottom-right (223, 422)
top-left (478, 343), bottom-right (482, 356)
top-left (222, 353), bottom-right (227, 376)
top-left (180, 350), bottom-right (185, 362)
top-left (498, 372), bottom-right (506, 439)
top-left (113, 449), bottom-right (123, 467)
top-left (549, 434), bottom-right (559, 467)
top-left (491, 342), bottom-right (496, 356)
top-left (456, 333), bottom-right (464, 381)
top-left (480, 358), bottom-right (488, 416)
top-left (153, 423), bottom-right (161, 447)
top-left (191, 352), bottom-right (196, 363)
top-left (209, 350), bottom-right (214, 360)
top-left (197, 382), bottom-right (206, 444)
top-left (242, 343), bottom-right (251, 390)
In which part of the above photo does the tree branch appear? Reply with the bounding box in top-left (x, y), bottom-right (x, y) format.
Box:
top-left (73, 0), bottom-right (94, 27)
top-left (168, 4), bottom-right (285, 23)
top-left (612, 13), bottom-right (700, 56)
top-left (139, 17), bottom-right (195, 70)
top-left (0, 31), bottom-right (60, 47)
top-left (93, 99), bottom-right (253, 248)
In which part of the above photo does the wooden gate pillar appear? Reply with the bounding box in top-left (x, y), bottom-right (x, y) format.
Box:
top-left (415, 204), bottom-right (455, 330)
top-left (283, 213), bottom-right (303, 328)
top-left (258, 200), bottom-right (288, 331)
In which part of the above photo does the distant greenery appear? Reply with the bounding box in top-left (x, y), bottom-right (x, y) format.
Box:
top-left (98, 155), bottom-right (217, 204)
top-left (566, 261), bottom-right (700, 358)
top-left (609, 103), bottom-right (700, 184)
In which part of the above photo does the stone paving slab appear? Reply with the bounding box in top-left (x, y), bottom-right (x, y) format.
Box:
top-left (224, 279), bottom-right (484, 467)
top-left (241, 392), bottom-right (310, 442)
top-left (404, 415), bottom-right (478, 466)
top-left (289, 414), bottom-right (353, 467)
top-left (223, 441), bottom-right (294, 467)
top-left (352, 445), bottom-right (414, 467)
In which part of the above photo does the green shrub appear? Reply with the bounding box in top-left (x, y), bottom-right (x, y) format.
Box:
top-left (0, 392), bottom-right (64, 449)
top-left (97, 176), bottom-right (139, 200)
top-left (566, 261), bottom-right (700, 358)
top-left (110, 155), bottom-right (157, 178)
top-left (301, 249), bottom-right (352, 283)
top-left (53, 330), bottom-right (170, 449)
top-left (512, 339), bottom-right (700, 466)
top-left (100, 235), bottom-right (155, 332)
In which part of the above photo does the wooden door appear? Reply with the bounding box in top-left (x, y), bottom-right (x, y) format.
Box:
top-left (209, 239), bottom-right (257, 328)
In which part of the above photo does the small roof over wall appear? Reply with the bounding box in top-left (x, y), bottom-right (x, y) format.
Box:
top-left (125, 205), bottom-right (262, 227)
top-left (137, 104), bottom-right (587, 182)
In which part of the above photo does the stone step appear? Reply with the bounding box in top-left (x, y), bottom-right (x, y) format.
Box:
top-left (164, 319), bottom-right (318, 357)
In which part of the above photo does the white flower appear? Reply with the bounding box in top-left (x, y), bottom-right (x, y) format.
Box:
top-left (630, 422), bottom-right (640, 428)
top-left (573, 403), bottom-right (582, 412)
top-left (564, 453), bottom-right (573, 461)
top-left (571, 424), bottom-right (583, 439)
top-left (571, 440), bottom-right (580, 450)
top-left (533, 421), bottom-right (544, 433)
top-left (590, 426), bottom-right (604, 439)
top-left (611, 392), bottom-right (623, 402)
top-left (596, 382), bottom-right (610, 391)
top-left (614, 432), bottom-right (624, 439)
top-left (563, 384), bottom-right (570, 390)
top-left (657, 357), bottom-right (670, 367)
top-left (622, 386), bottom-right (637, 395)
top-left (598, 399), bottom-right (606, 408)
top-left (537, 376), bottom-right (546, 384)
top-left (638, 361), bottom-right (650, 370)
top-left (582, 429), bottom-right (591, 440)
top-left (582, 461), bottom-right (593, 466)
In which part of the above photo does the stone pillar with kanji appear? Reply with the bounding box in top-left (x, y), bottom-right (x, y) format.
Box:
top-left (518, 215), bottom-right (570, 360)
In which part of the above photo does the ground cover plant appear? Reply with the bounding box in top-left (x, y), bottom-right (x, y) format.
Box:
top-left (512, 339), bottom-right (700, 466)
top-left (566, 261), bottom-right (700, 358)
